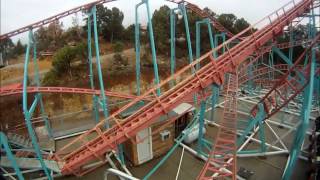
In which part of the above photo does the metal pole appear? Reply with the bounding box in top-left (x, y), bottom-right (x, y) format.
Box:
top-left (92, 5), bottom-right (109, 127)
top-left (170, 9), bottom-right (177, 88)
top-left (145, 0), bottom-right (161, 96)
top-left (197, 100), bottom-right (206, 154)
top-left (135, 2), bottom-right (143, 96)
top-left (87, 13), bottom-right (100, 124)
top-left (31, 34), bottom-right (52, 137)
top-left (179, 3), bottom-right (193, 70)
top-left (0, 132), bottom-right (24, 180)
top-left (282, 5), bottom-right (317, 179)
top-left (22, 30), bottom-right (52, 180)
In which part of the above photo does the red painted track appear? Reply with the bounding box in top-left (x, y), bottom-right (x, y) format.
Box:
top-left (0, 86), bottom-right (151, 100)
top-left (250, 43), bottom-right (320, 120)
top-left (49, 0), bottom-right (313, 176)
top-left (198, 73), bottom-right (238, 180)
top-left (0, 0), bottom-right (228, 40)
top-left (0, 0), bottom-right (116, 40)
top-left (169, 0), bottom-right (238, 39)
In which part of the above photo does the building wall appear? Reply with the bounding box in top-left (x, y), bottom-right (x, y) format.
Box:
top-left (123, 120), bottom-right (175, 166)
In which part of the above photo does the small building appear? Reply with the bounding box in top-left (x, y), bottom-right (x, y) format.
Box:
top-left (121, 102), bottom-right (194, 166)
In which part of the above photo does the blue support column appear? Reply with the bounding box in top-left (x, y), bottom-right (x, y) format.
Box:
top-left (268, 50), bottom-right (275, 81)
top-left (91, 6), bottom-right (109, 127)
top-left (288, 23), bottom-right (294, 63)
top-left (135, 0), bottom-right (161, 96)
top-left (237, 103), bottom-right (266, 148)
top-left (143, 111), bottom-right (201, 180)
top-left (272, 46), bottom-right (305, 84)
top-left (195, 19), bottom-right (215, 69)
top-left (117, 143), bottom-right (125, 165)
top-left (29, 33), bottom-right (52, 138)
top-left (215, 33), bottom-right (226, 56)
top-left (135, 1), bottom-right (143, 96)
top-left (179, 3), bottom-right (193, 69)
top-left (247, 63), bottom-right (254, 94)
top-left (282, 6), bottom-right (317, 179)
top-left (194, 18), bottom-right (220, 123)
top-left (145, 0), bottom-right (160, 96)
top-left (0, 132), bottom-right (24, 180)
top-left (282, 49), bottom-right (316, 180)
top-left (197, 100), bottom-right (207, 154)
top-left (87, 13), bottom-right (100, 124)
top-left (23, 30), bottom-right (52, 180)
top-left (169, 8), bottom-right (177, 88)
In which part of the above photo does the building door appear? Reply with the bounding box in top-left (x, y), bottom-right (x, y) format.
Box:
top-left (137, 127), bottom-right (153, 164)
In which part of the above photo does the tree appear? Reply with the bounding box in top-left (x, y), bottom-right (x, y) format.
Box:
top-left (42, 71), bottom-right (58, 86)
top-left (51, 45), bottom-right (77, 78)
top-left (112, 42), bottom-right (124, 53)
top-left (217, 14), bottom-right (237, 33)
top-left (123, 24), bottom-right (135, 42)
top-left (0, 38), bottom-right (15, 60)
top-left (203, 7), bottom-right (216, 17)
top-left (233, 18), bottom-right (250, 34)
top-left (152, 5), bottom-right (171, 54)
top-left (34, 21), bottom-right (65, 52)
top-left (91, 5), bottom-right (125, 42)
top-left (13, 40), bottom-right (25, 55)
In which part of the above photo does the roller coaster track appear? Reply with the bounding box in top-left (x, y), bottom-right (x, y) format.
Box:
top-left (239, 64), bottom-right (303, 85)
top-left (249, 36), bottom-right (320, 122)
top-left (166, 0), bottom-right (238, 39)
top-left (0, 0), bottom-right (117, 40)
top-left (0, 86), bottom-right (150, 100)
top-left (0, 38), bottom-right (310, 98)
top-left (198, 36), bottom-right (319, 179)
top-left (0, 0), bottom-right (230, 40)
top-left (46, 0), bottom-right (314, 176)
top-left (198, 73), bottom-right (238, 180)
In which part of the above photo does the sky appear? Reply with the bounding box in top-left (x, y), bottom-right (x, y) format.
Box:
top-left (1, 0), bottom-right (291, 43)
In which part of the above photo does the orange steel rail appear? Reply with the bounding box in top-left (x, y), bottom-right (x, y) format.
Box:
top-left (0, 86), bottom-right (150, 100)
top-left (49, 0), bottom-right (313, 176)
top-left (0, 0), bottom-right (229, 40)
top-left (250, 34), bottom-right (320, 120)
top-left (197, 73), bottom-right (238, 180)
top-left (0, 0), bottom-right (117, 40)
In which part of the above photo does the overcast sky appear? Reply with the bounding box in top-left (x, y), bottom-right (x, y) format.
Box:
top-left (1, 0), bottom-right (290, 43)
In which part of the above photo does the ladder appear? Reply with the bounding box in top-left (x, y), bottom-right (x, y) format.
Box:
top-left (197, 73), bottom-right (238, 180)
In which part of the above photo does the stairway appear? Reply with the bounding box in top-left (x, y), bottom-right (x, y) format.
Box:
top-left (55, 0), bottom-right (314, 176)
top-left (198, 73), bottom-right (238, 179)
top-left (7, 132), bottom-right (32, 148)
top-left (0, 156), bottom-right (62, 173)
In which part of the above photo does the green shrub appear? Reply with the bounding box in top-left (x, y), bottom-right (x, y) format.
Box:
top-left (51, 45), bottom-right (78, 77)
top-left (42, 71), bottom-right (58, 86)
top-left (113, 53), bottom-right (128, 67)
top-left (112, 42), bottom-right (124, 53)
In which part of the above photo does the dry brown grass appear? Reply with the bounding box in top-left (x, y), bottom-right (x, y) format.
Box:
top-left (0, 58), bottom-right (52, 82)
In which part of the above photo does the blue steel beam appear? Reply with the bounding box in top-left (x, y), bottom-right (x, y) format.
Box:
top-left (169, 8), bottom-right (177, 88)
top-left (29, 32), bottom-right (52, 137)
top-left (282, 5), bottom-right (318, 179)
top-left (237, 103), bottom-right (266, 149)
top-left (143, 110), bottom-right (201, 180)
top-left (0, 132), bottom-right (24, 180)
top-left (22, 30), bottom-right (52, 180)
top-left (194, 17), bottom-right (220, 128)
top-left (197, 100), bottom-right (207, 155)
top-left (91, 6), bottom-right (110, 127)
top-left (87, 12), bottom-right (100, 124)
top-left (179, 3), bottom-right (194, 71)
top-left (135, 0), bottom-right (161, 96)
